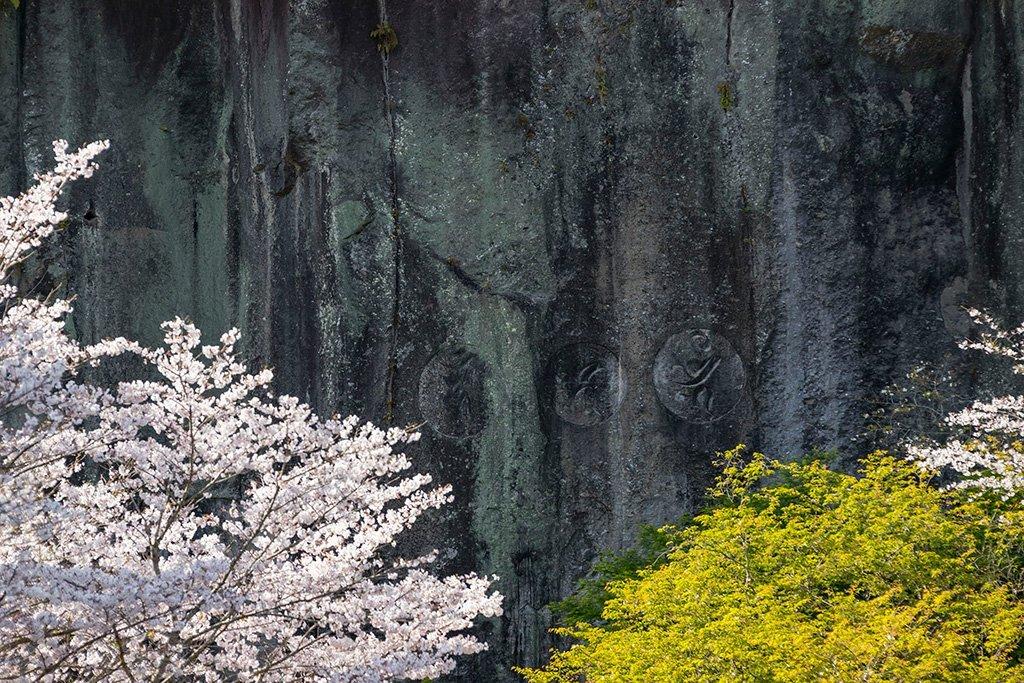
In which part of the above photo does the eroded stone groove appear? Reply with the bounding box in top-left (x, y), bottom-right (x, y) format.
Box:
top-left (377, 0), bottom-right (404, 426)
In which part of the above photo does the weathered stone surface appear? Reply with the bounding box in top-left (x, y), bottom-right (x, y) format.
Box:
top-left (0, 0), bottom-right (1017, 677)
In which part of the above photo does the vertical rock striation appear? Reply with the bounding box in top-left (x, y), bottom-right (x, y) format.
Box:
top-left (0, 0), bottom-right (1014, 677)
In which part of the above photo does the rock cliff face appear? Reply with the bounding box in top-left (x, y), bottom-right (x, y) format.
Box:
top-left (0, 0), bottom-right (1019, 676)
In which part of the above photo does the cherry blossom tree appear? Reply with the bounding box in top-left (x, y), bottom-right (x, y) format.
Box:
top-left (910, 308), bottom-right (1024, 495)
top-left (0, 141), bottom-right (501, 681)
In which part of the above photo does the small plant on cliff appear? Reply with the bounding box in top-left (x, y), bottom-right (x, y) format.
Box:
top-left (0, 142), bottom-right (501, 680)
top-left (521, 448), bottom-right (1024, 682)
top-left (371, 21), bottom-right (399, 55)
top-left (594, 58), bottom-right (609, 104)
top-left (716, 81), bottom-right (736, 112)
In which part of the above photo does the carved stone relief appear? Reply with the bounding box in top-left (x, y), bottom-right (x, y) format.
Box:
top-left (418, 348), bottom-right (489, 438)
top-left (550, 343), bottom-right (623, 426)
top-left (653, 329), bottom-right (746, 423)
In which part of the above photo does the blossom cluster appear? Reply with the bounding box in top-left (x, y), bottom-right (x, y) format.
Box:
top-left (0, 142), bottom-right (501, 681)
top-left (910, 309), bottom-right (1024, 494)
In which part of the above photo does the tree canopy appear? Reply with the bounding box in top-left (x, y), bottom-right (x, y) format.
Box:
top-left (522, 449), bottom-right (1024, 682)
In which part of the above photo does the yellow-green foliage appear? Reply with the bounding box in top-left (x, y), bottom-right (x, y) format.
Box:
top-left (521, 449), bottom-right (1024, 682)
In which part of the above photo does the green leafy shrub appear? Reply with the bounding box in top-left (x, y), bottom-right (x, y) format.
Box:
top-left (551, 524), bottom-right (674, 627)
top-left (522, 448), bottom-right (1024, 682)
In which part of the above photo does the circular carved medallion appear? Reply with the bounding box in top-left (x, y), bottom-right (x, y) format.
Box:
top-left (551, 343), bottom-right (623, 426)
top-left (653, 329), bottom-right (745, 423)
top-left (418, 349), bottom-right (489, 438)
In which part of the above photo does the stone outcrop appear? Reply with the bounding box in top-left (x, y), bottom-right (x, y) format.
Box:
top-left (0, 0), bottom-right (1018, 677)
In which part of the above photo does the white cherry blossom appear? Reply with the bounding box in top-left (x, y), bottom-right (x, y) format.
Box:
top-left (0, 141), bottom-right (501, 681)
top-left (911, 308), bottom-right (1024, 495)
